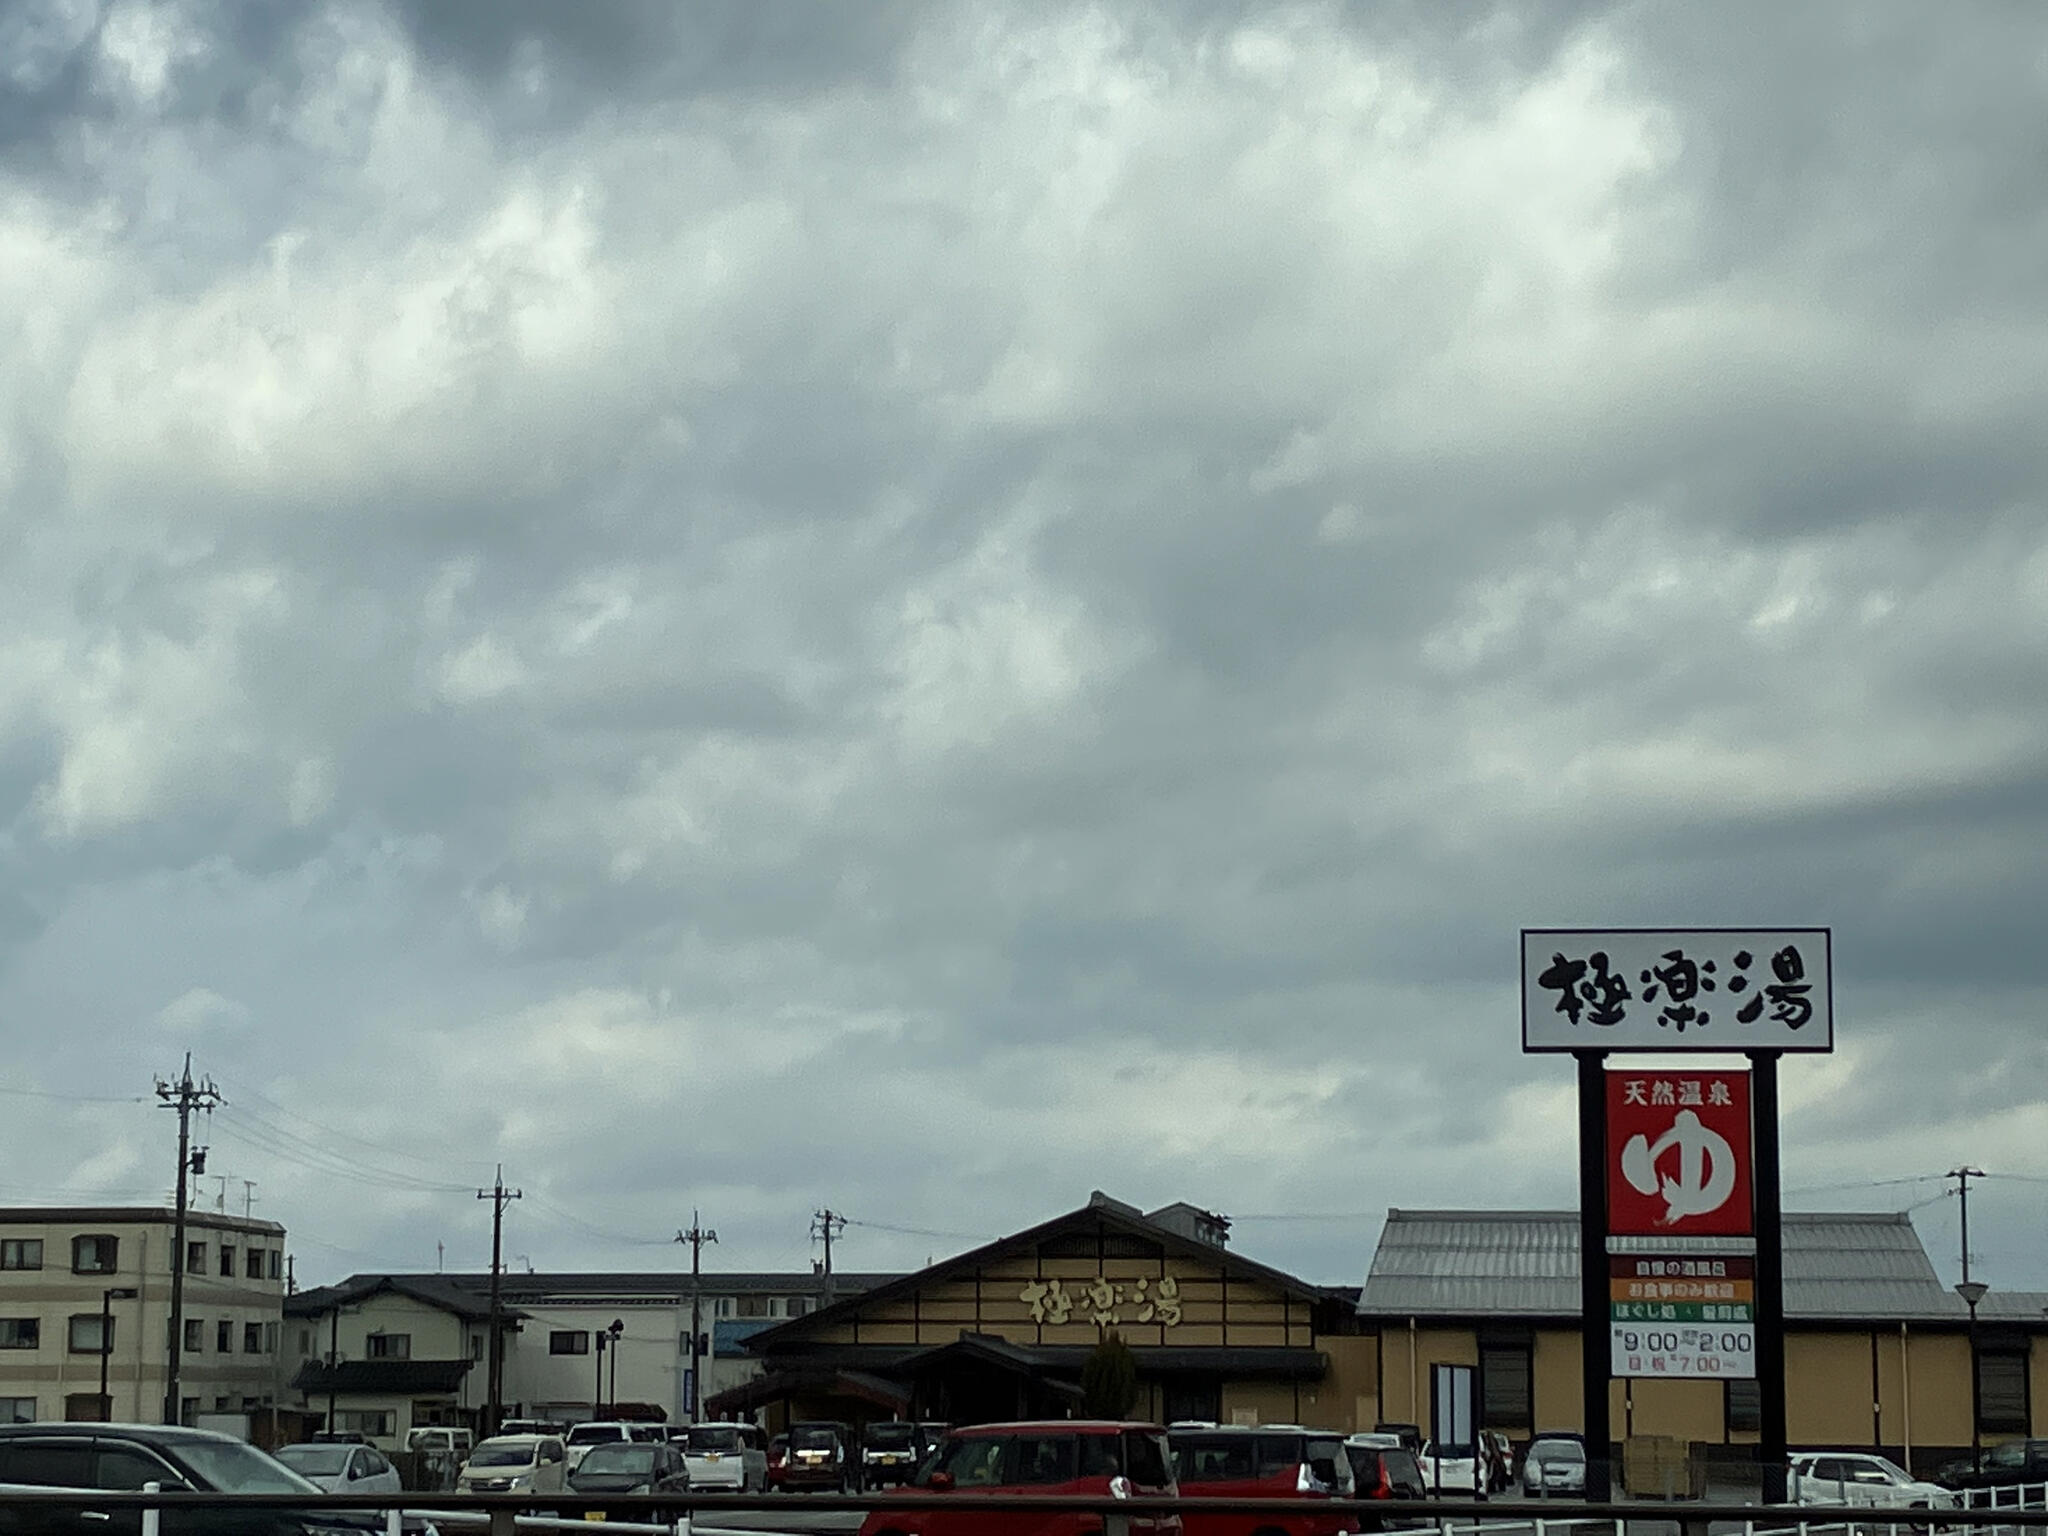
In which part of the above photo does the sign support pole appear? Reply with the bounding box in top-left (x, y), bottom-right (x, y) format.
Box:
top-left (1576, 1048), bottom-right (1612, 1501)
top-left (1750, 1048), bottom-right (1787, 1502)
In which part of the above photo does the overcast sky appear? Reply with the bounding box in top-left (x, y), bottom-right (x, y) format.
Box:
top-left (3, 0), bottom-right (2045, 1298)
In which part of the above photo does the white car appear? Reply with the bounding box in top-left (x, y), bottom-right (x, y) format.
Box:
top-left (1421, 1440), bottom-right (1481, 1493)
top-left (457, 1434), bottom-right (568, 1494)
top-left (1789, 1453), bottom-right (1958, 1512)
top-left (565, 1421), bottom-right (643, 1471)
top-left (678, 1421), bottom-right (769, 1490)
top-left (273, 1440), bottom-right (405, 1495)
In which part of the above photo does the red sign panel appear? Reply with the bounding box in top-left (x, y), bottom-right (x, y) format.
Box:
top-left (1606, 1069), bottom-right (1753, 1237)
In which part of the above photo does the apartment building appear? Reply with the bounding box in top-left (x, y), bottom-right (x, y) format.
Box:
top-left (0, 1206), bottom-right (288, 1425)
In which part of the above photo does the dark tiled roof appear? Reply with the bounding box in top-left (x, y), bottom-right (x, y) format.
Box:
top-left (1358, 1209), bottom-right (2000, 1323)
top-left (285, 1274), bottom-right (519, 1322)
top-left (291, 1358), bottom-right (473, 1394)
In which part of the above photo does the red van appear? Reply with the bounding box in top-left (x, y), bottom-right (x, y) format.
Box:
top-left (1167, 1426), bottom-right (1355, 1536)
top-left (858, 1420), bottom-right (1181, 1536)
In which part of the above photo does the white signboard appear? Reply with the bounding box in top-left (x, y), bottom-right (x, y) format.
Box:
top-left (1522, 928), bottom-right (1831, 1053)
top-left (1610, 1319), bottom-right (1755, 1379)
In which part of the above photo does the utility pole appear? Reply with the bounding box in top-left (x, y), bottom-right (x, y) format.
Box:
top-left (811, 1209), bottom-right (847, 1307)
top-left (477, 1167), bottom-right (521, 1435)
top-left (155, 1056), bottom-right (221, 1426)
top-left (676, 1214), bottom-right (717, 1422)
top-left (1949, 1166), bottom-right (1986, 1282)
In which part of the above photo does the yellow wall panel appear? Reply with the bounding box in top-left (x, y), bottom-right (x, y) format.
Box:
top-left (1221, 1381), bottom-right (1298, 1426)
top-left (1533, 1330), bottom-right (1583, 1434)
top-left (1786, 1333), bottom-right (1875, 1445)
top-left (858, 1323), bottom-right (918, 1345)
top-left (1625, 1377), bottom-right (1726, 1445)
top-left (1226, 1324), bottom-right (1288, 1347)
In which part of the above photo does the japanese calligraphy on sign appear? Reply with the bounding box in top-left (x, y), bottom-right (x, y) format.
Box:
top-left (1521, 929), bottom-right (1832, 1053)
top-left (1019, 1275), bottom-right (1182, 1329)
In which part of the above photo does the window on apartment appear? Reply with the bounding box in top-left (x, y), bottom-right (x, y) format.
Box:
top-left (269, 1251), bottom-right (283, 1281)
top-left (264, 1323), bottom-right (279, 1355)
top-left (1479, 1343), bottom-right (1533, 1429)
top-left (734, 1296), bottom-right (771, 1318)
top-left (0, 1320), bottom-right (38, 1350)
top-left (0, 1398), bottom-right (33, 1424)
top-left (713, 1298), bottom-right (733, 1319)
top-left (179, 1397), bottom-right (198, 1427)
top-left (64, 1393), bottom-right (111, 1423)
top-left (470, 1332), bottom-right (484, 1361)
top-left (216, 1320), bottom-right (233, 1353)
top-left (337, 1410), bottom-right (394, 1438)
top-left (1725, 1378), bottom-right (1762, 1434)
top-left (71, 1235), bottom-right (118, 1275)
top-left (1978, 1348), bottom-right (2030, 1434)
top-left (550, 1331), bottom-right (590, 1355)
top-left (0, 1240), bottom-right (42, 1271)
top-left (186, 1242), bottom-right (206, 1275)
top-left (67, 1315), bottom-right (111, 1354)
top-left (786, 1297), bottom-right (811, 1317)
top-left (298, 1328), bottom-right (312, 1356)
top-left (183, 1319), bottom-right (203, 1353)
top-left (365, 1333), bottom-right (410, 1359)
top-left (246, 1248), bottom-right (265, 1280)
top-left (244, 1323), bottom-right (263, 1354)
top-left (219, 1245), bottom-right (235, 1278)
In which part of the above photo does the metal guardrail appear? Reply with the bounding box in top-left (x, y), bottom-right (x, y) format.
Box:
top-left (8, 1488), bottom-right (2048, 1536)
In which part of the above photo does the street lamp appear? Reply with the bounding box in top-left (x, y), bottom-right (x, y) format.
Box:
top-left (606, 1319), bottom-right (624, 1413)
top-left (99, 1288), bottom-right (138, 1421)
top-left (1955, 1279), bottom-right (1989, 1476)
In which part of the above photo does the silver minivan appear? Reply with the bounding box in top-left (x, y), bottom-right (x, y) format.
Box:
top-left (457, 1434), bottom-right (568, 1494)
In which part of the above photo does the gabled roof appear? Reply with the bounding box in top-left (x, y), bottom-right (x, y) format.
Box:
top-left (285, 1274), bottom-right (521, 1323)
top-left (744, 1192), bottom-right (1333, 1355)
top-left (1358, 1209), bottom-right (2007, 1324)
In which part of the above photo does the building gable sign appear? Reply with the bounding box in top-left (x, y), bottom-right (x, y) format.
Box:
top-left (1019, 1274), bottom-right (1185, 1329)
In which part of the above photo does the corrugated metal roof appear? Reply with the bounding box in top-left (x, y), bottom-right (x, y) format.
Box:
top-left (1359, 1209), bottom-right (1984, 1323)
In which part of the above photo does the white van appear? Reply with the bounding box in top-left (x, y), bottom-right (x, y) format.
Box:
top-left (678, 1421), bottom-right (768, 1491)
top-left (456, 1434), bottom-right (567, 1494)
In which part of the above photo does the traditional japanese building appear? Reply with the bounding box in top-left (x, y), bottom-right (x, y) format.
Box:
top-left (710, 1192), bottom-right (1372, 1430)
top-left (1357, 1209), bottom-right (2048, 1475)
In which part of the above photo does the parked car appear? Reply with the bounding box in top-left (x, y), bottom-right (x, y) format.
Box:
top-left (1375, 1424), bottom-right (1424, 1455)
top-left (456, 1434), bottom-right (568, 1495)
top-left (1789, 1453), bottom-right (1958, 1513)
top-left (0, 1421), bottom-right (422, 1536)
top-left (403, 1428), bottom-right (474, 1460)
top-left (1168, 1424), bottom-right (1353, 1536)
top-left (497, 1420), bottom-right (570, 1439)
top-left (1420, 1439), bottom-right (1481, 1494)
top-left (1937, 1441), bottom-right (2048, 1493)
top-left (860, 1422), bottom-right (929, 1489)
top-left (781, 1420), bottom-right (856, 1492)
top-left (565, 1422), bottom-right (641, 1471)
top-left (679, 1421), bottom-right (768, 1491)
top-left (565, 1439), bottom-right (692, 1519)
top-left (273, 1441), bottom-right (404, 1495)
top-left (857, 1421), bottom-right (1181, 1536)
top-left (765, 1433), bottom-right (791, 1491)
top-left (1521, 1434), bottom-right (1587, 1498)
top-left (1343, 1437), bottom-right (1431, 1531)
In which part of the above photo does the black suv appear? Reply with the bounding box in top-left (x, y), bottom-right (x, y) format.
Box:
top-left (0, 1422), bottom-right (401, 1535)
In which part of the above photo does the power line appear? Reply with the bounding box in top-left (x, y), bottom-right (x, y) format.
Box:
top-left (842, 1217), bottom-right (993, 1241)
top-left (0, 1085), bottom-right (148, 1104)
top-left (212, 1075), bottom-right (496, 1178)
